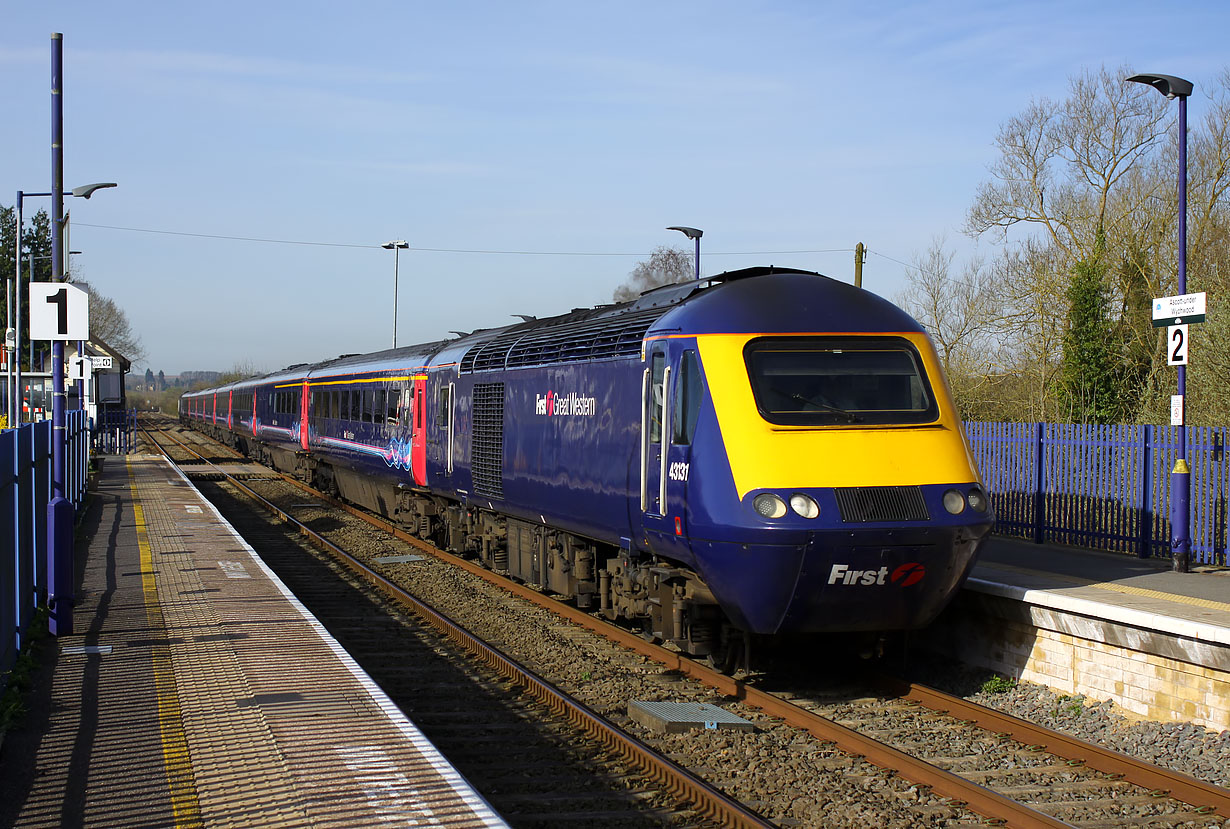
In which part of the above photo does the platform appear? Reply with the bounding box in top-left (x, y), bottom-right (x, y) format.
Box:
top-left (0, 454), bottom-right (506, 828)
top-left (923, 535), bottom-right (1230, 732)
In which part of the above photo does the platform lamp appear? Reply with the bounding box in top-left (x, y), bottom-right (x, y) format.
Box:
top-left (1126, 72), bottom-right (1194, 573)
top-left (12, 184), bottom-right (115, 427)
top-left (382, 240), bottom-right (409, 348)
top-left (46, 32), bottom-right (120, 636)
top-left (667, 226), bottom-right (703, 280)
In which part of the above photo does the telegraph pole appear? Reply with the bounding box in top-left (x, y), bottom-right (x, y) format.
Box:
top-left (854, 242), bottom-right (866, 288)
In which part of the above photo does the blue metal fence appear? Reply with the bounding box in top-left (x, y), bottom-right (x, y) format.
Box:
top-left (92, 408), bottom-right (136, 454)
top-left (2, 411), bottom-right (90, 681)
top-left (966, 422), bottom-right (1228, 565)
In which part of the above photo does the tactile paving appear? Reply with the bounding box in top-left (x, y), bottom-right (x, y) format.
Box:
top-left (1, 454), bottom-right (505, 828)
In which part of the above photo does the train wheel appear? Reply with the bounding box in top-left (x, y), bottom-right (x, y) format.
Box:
top-left (706, 628), bottom-right (746, 675)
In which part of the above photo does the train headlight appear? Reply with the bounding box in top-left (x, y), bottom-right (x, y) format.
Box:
top-left (753, 493), bottom-right (788, 519)
top-left (789, 493), bottom-right (820, 519)
top-left (968, 486), bottom-right (989, 513)
top-left (942, 488), bottom-right (966, 515)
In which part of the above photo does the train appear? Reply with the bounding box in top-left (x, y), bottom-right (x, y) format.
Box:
top-left (181, 266), bottom-right (993, 669)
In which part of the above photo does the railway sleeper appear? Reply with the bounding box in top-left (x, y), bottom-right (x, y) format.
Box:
top-left (209, 434), bottom-right (738, 663)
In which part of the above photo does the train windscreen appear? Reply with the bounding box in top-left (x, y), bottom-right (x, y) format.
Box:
top-left (743, 336), bottom-right (939, 426)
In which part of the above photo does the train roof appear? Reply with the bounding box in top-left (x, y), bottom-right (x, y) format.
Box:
top-left (186, 266), bottom-right (923, 395)
top-left (660, 267), bottom-right (923, 336)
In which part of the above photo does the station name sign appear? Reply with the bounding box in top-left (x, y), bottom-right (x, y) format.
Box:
top-left (1152, 292), bottom-right (1207, 327)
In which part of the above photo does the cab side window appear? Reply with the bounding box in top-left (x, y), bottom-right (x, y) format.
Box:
top-left (672, 350), bottom-right (701, 445)
top-left (649, 351), bottom-right (665, 444)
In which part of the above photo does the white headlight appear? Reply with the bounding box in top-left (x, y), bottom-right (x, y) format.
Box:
top-left (968, 487), bottom-right (988, 513)
top-left (789, 493), bottom-right (820, 519)
top-left (943, 489), bottom-right (966, 515)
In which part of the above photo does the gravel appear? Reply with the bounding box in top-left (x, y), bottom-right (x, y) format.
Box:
top-left (954, 669), bottom-right (1230, 789)
top-left (240, 475), bottom-right (1230, 827)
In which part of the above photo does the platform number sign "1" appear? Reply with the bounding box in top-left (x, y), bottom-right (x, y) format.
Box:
top-left (1168, 324), bottom-right (1189, 366)
top-left (28, 283), bottom-right (90, 341)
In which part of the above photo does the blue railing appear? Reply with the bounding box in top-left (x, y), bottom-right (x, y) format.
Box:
top-left (92, 408), bottom-right (137, 454)
top-left (2, 411), bottom-right (90, 681)
top-left (965, 422), bottom-right (1228, 565)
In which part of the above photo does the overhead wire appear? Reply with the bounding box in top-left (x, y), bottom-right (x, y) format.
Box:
top-left (70, 221), bottom-right (854, 258)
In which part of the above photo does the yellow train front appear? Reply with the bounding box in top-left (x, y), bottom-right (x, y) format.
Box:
top-left (644, 268), bottom-right (992, 643)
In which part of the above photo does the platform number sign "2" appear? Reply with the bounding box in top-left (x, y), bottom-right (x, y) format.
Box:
top-left (28, 283), bottom-right (90, 341)
top-left (1168, 324), bottom-right (1189, 367)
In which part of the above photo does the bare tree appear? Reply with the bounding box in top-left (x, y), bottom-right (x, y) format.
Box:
top-left (74, 281), bottom-right (145, 365)
top-left (967, 65), bottom-right (1170, 263)
top-left (218, 360), bottom-right (263, 384)
top-left (897, 239), bottom-right (1009, 420)
top-left (612, 246), bottom-right (695, 302)
top-left (957, 65), bottom-right (1230, 425)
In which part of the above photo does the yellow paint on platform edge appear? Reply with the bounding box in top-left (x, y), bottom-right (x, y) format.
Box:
top-left (982, 560), bottom-right (1230, 614)
top-left (1086, 580), bottom-right (1230, 614)
top-left (127, 458), bottom-right (203, 828)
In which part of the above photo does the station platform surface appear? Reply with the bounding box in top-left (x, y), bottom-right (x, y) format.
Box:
top-left (970, 535), bottom-right (1230, 646)
top-left (0, 454), bottom-right (506, 828)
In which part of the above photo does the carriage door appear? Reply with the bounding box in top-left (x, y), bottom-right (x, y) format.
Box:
top-left (411, 374), bottom-right (427, 486)
top-left (640, 343), bottom-right (696, 559)
top-left (429, 373), bottom-right (456, 482)
top-left (300, 380), bottom-right (311, 450)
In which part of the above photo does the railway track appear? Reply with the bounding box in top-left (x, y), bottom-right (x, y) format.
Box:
top-left (138, 418), bottom-right (768, 828)
top-left (143, 415), bottom-right (1230, 827)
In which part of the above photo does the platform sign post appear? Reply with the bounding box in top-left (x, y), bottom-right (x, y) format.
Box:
top-left (1131, 71), bottom-right (1197, 572)
top-left (48, 33), bottom-right (72, 636)
top-left (1152, 291), bottom-right (1205, 571)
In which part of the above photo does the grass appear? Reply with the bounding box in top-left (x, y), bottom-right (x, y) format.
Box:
top-left (980, 674), bottom-right (1017, 694)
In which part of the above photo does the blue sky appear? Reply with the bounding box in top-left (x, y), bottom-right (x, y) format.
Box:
top-left (3, 1), bottom-right (1228, 375)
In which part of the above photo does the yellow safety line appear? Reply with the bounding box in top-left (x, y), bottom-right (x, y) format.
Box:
top-left (982, 561), bottom-right (1230, 614)
top-left (127, 458), bottom-right (203, 828)
top-left (1084, 581), bottom-right (1230, 614)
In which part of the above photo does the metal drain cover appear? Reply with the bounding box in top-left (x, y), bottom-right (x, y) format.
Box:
top-left (628, 700), bottom-right (753, 733)
top-left (375, 554), bottom-right (425, 564)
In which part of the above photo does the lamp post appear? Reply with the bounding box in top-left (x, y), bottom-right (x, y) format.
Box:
top-left (45, 33), bottom-right (118, 635)
top-left (1126, 71), bottom-right (1194, 573)
top-left (4, 271), bottom-right (12, 426)
top-left (13, 186), bottom-right (114, 426)
top-left (382, 240), bottom-right (409, 348)
top-left (667, 226), bottom-right (703, 280)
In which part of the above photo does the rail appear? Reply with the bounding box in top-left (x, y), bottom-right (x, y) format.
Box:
top-left (168, 413), bottom-right (1230, 826)
top-left (142, 420), bottom-right (777, 829)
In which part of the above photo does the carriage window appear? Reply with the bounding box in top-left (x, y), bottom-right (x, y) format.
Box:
top-left (743, 336), bottom-right (938, 426)
top-left (672, 350), bottom-right (702, 445)
top-left (438, 385), bottom-right (450, 425)
top-left (388, 389), bottom-right (400, 424)
top-left (399, 388), bottom-right (413, 428)
top-left (349, 388), bottom-right (361, 421)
